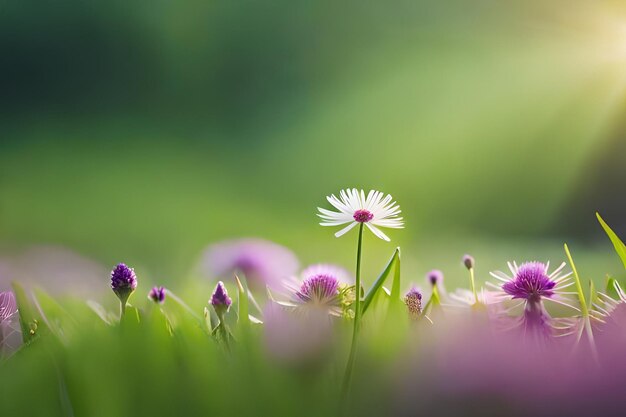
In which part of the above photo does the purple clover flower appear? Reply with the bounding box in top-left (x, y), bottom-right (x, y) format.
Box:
top-left (148, 286), bottom-right (166, 304)
top-left (110, 263), bottom-right (137, 315)
top-left (110, 263), bottom-right (137, 294)
top-left (210, 281), bottom-right (232, 316)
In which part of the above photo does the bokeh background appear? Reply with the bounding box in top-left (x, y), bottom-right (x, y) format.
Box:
top-left (1, 0), bottom-right (625, 293)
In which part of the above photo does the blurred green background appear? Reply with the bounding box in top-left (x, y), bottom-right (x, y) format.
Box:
top-left (1, 0), bottom-right (625, 290)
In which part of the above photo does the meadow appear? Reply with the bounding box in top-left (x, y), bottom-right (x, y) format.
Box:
top-left (1, 1), bottom-right (626, 416)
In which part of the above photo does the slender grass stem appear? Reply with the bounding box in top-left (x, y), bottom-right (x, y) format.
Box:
top-left (340, 223), bottom-right (364, 411)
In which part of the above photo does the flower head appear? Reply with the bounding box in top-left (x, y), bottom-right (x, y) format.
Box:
top-left (282, 264), bottom-right (352, 316)
top-left (201, 238), bottom-right (299, 289)
top-left (462, 254), bottom-right (475, 270)
top-left (500, 262), bottom-right (558, 302)
top-left (489, 261), bottom-right (574, 304)
top-left (297, 274), bottom-right (340, 304)
top-left (318, 189), bottom-right (403, 241)
top-left (148, 286), bottom-right (166, 304)
top-left (110, 263), bottom-right (137, 301)
top-left (488, 261), bottom-right (577, 341)
top-left (427, 270), bottom-right (443, 286)
top-left (404, 287), bottom-right (423, 318)
top-left (210, 281), bottom-right (232, 316)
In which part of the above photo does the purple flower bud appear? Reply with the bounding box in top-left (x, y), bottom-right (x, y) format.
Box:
top-left (404, 287), bottom-right (423, 318)
top-left (148, 286), bottom-right (166, 304)
top-left (462, 254), bottom-right (475, 270)
top-left (110, 263), bottom-right (137, 302)
top-left (427, 270), bottom-right (444, 286)
top-left (210, 281), bottom-right (232, 316)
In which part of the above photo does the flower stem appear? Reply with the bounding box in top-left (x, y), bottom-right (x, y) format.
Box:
top-left (341, 223), bottom-right (364, 410)
top-left (469, 267), bottom-right (478, 304)
top-left (120, 300), bottom-right (126, 320)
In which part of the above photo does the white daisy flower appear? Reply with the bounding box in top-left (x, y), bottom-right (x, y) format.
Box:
top-left (317, 188), bottom-right (404, 241)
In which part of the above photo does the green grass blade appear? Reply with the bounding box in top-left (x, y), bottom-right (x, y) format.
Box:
top-left (390, 248), bottom-right (402, 303)
top-left (597, 212), bottom-right (626, 269)
top-left (362, 247), bottom-right (400, 315)
top-left (606, 276), bottom-right (621, 299)
top-left (422, 285), bottom-right (441, 317)
top-left (31, 288), bottom-right (78, 344)
top-left (564, 243), bottom-right (589, 318)
top-left (11, 282), bottom-right (42, 343)
top-left (235, 275), bottom-right (250, 329)
top-left (588, 279), bottom-right (598, 306)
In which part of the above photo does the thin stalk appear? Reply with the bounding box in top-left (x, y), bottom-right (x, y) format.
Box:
top-left (469, 268), bottom-right (478, 304)
top-left (340, 223), bottom-right (364, 410)
top-left (119, 299), bottom-right (127, 320)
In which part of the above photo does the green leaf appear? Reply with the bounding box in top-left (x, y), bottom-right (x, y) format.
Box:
top-left (588, 279), bottom-right (599, 306)
top-left (120, 305), bottom-right (141, 329)
top-left (235, 275), bottom-right (250, 331)
top-left (564, 243), bottom-right (589, 318)
top-left (606, 276), bottom-right (622, 300)
top-left (422, 285), bottom-right (441, 317)
top-left (11, 282), bottom-right (43, 343)
top-left (362, 248), bottom-right (400, 315)
top-left (164, 289), bottom-right (204, 328)
top-left (86, 300), bottom-right (116, 325)
top-left (147, 305), bottom-right (173, 338)
top-left (389, 248), bottom-right (402, 303)
top-left (31, 288), bottom-right (78, 344)
top-left (597, 212), bottom-right (626, 269)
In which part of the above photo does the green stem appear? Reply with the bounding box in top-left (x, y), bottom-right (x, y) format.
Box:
top-left (469, 267), bottom-right (478, 304)
top-left (341, 223), bottom-right (364, 410)
top-left (120, 299), bottom-right (127, 320)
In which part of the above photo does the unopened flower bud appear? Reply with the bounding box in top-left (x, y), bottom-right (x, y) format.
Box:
top-left (111, 263), bottom-right (137, 303)
top-left (148, 286), bottom-right (166, 304)
top-left (427, 270), bottom-right (444, 286)
top-left (210, 281), bottom-right (232, 317)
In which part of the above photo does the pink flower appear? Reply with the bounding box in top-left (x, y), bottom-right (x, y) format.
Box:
top-left (200, 238), bottom-right (299, 290)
